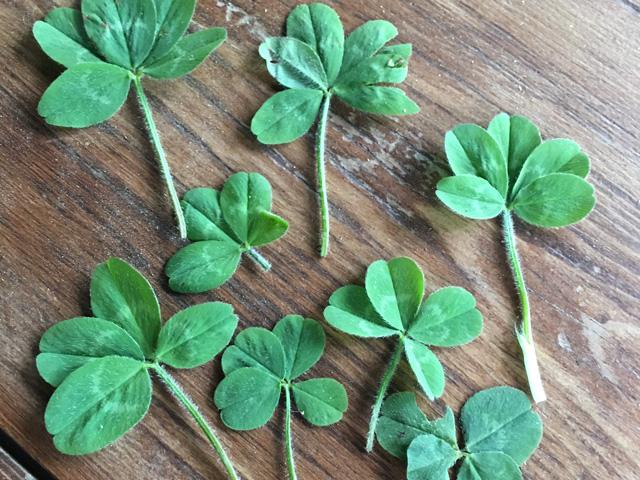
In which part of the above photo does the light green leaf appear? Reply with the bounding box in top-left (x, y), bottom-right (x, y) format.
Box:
top-left (165, 240), bottom-right (242, 293)
top-left (181, 187), bottom-right (237, 242)
top-left (487, 113), bottom-right (541, 187)
top-left (436, 175), bottom-right (505, 220)
top-left (560, 151), bottom-right (590, 178)
top-left (458, 452), bottom-right (522, 480)
top-left (143, 27), bottom-right (227, 79)
top-left (292, 378), bottom-right (348, 426)
top-left (444, 124), bottom-right (508, 197)
top-left (220, 172), bottom-right (272, 244)
top-left (37, 317), bottom-right (144, 386)
top-left (335, 53), bottom-right (408, 87)
top-left (376, 391), bottom-right (457, 458)
top-left (273, 315), bottom-right (325, 380)
top-left (251, 88), bottom-right (323, 144)
top-left (45, 356), bottom-right (152, 455)
top-left (339, 20), bottom-right (397, 77)
top-left (334, 85), bottom-right (419, 115)
top-left (247, 210), bottom-right (289, 247)
top-left (510, 139), bottom-right (582, 199)
top-left (90, 258), bottom-right (161, 358)
top-left (214, 367), bottom-right (282, 430)
top-left (286, 3), bottom-right (344, 85)
top-left (33, 21), bottom-right (102, 69)
top-left (221, 327), bottom-right (286, 378)
top-left (409, 286), bottom-right (483, 347)
top-left (37, 63), bottom-right (132, 128)
top-left (144, 0), bottom-right (196, 64)
top-left (512, 173), bottom-right (596, 227)
top-left (82, 0), bottom-right (157, 68)
top-left (404, 338), bottom-right (445, 400)
top-left (406, 434), bottom-right (460, 480)
top-left (365, 257), bottom-right (424, 331)
top-left (324, 285), bottom-right (400, 338)
top-left (378, 43), bottom-right (412, 59)
top-left (155, 302), bottom-right (238, 368)
top-left (259, 37), bottom-right (328, 90)
top-left (461, 386), bottom-right (543, 464)
top-left (44, 8), bottom-right (93, 48)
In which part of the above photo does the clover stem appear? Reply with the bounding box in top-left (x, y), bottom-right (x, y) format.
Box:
top-left (133, 75), bottom-right (187, 239)
top-left (502, 210), bottom-right (547, 403)
top-left (366, 337), bottom-right (405, 452)
top-left (247, 248), bottom-right (271, 271)
top-left (316, 93), bottom-right (332, 257)
top-left (284, 384), bottom-right (297, 480)
top-left (153, 365), bottom-right (240, 480)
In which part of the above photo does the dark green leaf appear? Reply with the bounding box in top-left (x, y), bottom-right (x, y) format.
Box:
top-left (409, 286), bottom-right (483, 347)
top-left (461, 386), bottom-right (543, 464)
top-left (247, 210), bottom-right (289, 247)
top-left (444, 124), bottom-right (508, 197)
top-left (458, 452), bottom-right (522, 480)
top-left (37, 317), bottom-right (143, 386)
top-left (292, 378), bottom-right (348, 426)
top-left (181, 187), bottom-right (237, 242)
top-left (155, 302), bottom-right (238, 368)
top-left (165, 240), bottom-right (242, 293)
top-left (560, 151), bottom-right (590, 178)
top-left (406, 434), bottom-right (460, 480)
top-left (378, 43), bottom-right (412, 58)
top-left (365, 257), bottom-right (424, 331)
top-left (339, 20), bottom-right (397, 77)
top-left (286, 3), bottom-right (344, 85)
top-left (37, 63), bottom-right (132, 128)
top-left (251, 88), bottom-right (323, 144)
top-left (334, 85), bottom-right (419, 115)
top-left (220, 172), bottom-right (272, 244)
top-left (214, 367), bottom-right (282, 430)
top-left (90, 258), bottom-right (161, 358)
top-left (324, 285), bottom-right (399, 338)
top-left (221, 327), bottom-right (286, 378)
top-left (44, 8), bottom-right (93, 47)
top-left (512, 173), bottom-right (596, 227)
top-left (335, 53), bottom-right (409, 87)
top-left (82, 0), bottom-right (157, 68)
top-left (376, 391), bottom-right (457, 458)
top-left (33, 20), bottom-right (101, 68)
top-left (259, 37), bottom-right (328, 90)
top-left (273, 315), bottom-right (325, 380)
top-left (436, 175), bottom-right (505, 220)
top-left (45, 356), bottom-right (152, 454)
top-left (144, 0), bottom-right (196, 64)
top-left (143, 27), bottom-right (226, 79)
top-left (404, 338), bottom-right (445, 400)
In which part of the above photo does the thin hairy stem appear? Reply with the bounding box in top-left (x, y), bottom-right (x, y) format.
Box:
top-left (316, 93), bottom-right (332, 257)
top-left (284, 385), bottom-right (297, 480)
top-left (247, 248), bottom-right (271, 271)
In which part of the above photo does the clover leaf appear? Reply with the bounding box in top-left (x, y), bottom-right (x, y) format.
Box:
top-left (435, 113), bottom-right (596, 403)
top-left (37, 258), bottom-right (240, 479)
top-left (377, 387), bottom-right (543, 480)
top-left (251, 3), bottom-right (419, 257)
top-left (214, 315), bottom-right (348, 479)
top-left (165, 172), bottom-right (288, 293)
top-left (33, 1), bottom-right (227, 239)
top-left (323, 257), bottom-right (483, 452)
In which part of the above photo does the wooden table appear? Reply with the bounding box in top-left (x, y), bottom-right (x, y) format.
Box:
top-left (1, 1), bottom-right (638, 478)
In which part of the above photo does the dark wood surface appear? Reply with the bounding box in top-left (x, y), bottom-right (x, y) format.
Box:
top-left (1, 0), bottom-right (639, 478)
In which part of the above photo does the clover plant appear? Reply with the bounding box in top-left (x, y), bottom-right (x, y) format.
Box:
top-left (33, 0), bottom-right (226, 238)
top-left (323, 257), bottom-right (483, 452)
top-left (436, 113), bottom-right (596, 402)
top-left (37, 258), bottom-right (239, 479)
top-left (251, 2), bottom-right (419, 257)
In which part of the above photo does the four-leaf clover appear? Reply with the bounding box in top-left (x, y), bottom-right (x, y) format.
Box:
top-left (37, 258), bottom-right (240, 479)
top-left (33, 0), bottom-right (227, 238)
top-left (165, 172), bottom-right (288, 293)
top-left (435, 113), bottom-right (596, 403)
top-left (377, 387), bottom-right (543, 480)
top-left (214, 315), bottom-right (348, 479)
top-left (323, 257), bottom-right (483, 451)
top-left (251, 2), bottom-right (419, 257)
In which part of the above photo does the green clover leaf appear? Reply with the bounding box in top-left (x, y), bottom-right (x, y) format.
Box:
top-left (435, 113), bottom-right (596, 403)
top-left (251, 2), bottom-right (420, 257)
top-left (323, 256), bottom-right (483, 451)
top-left (215, 315), bottom-right (348, 479)
top-left (165, 172), bottom-right (289, 293)
top-left (36, 258), bottom-right (240, 478)
top-left (33, 1), bottom-right (227, 238)
top-left (377, 386), bottom-right (543, 480)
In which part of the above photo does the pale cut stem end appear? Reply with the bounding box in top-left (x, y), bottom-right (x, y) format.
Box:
top-left (518, 333), bottom-right (547, 403)
top-left (247, 248), bottom-right (271, 271)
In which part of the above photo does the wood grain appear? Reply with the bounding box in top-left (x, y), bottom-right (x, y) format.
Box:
top-left (1, 0), bottom-right (639, 479)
